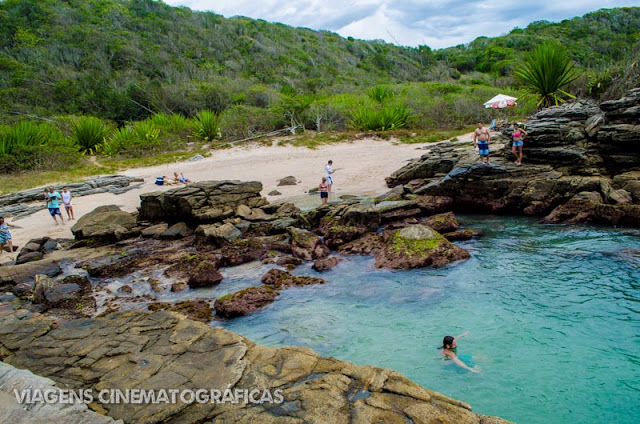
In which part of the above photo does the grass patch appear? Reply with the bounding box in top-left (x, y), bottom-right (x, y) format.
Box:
top-left (276, 131), bottom-right (353, 149)
top-left (398, 126), bottom-right (476, 144)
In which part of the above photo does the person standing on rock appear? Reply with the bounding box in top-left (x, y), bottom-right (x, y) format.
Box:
top-left (61, 187), bottom-right (75, 220)
top-left (511, 124), bottom-right (527, 166)
top-left (325, 160), bottom-right (335, 194)
top-left (46, 186), bottom-right (64, 225)
top-left (440, 331), bottom-right (481, 373)
top-left (319, 177), bottom-right (329, 204)
top-left (473, 122), bottom-right (491, 165)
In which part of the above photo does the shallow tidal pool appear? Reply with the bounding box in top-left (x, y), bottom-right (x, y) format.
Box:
top-left (215, 216), bottom-right (640, 424)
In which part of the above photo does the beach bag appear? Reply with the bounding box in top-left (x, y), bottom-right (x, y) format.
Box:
top-left (155, 177), bottom-right (164, 185)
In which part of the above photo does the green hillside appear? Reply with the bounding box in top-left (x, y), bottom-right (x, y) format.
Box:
top-left (1, 1), bottom-right (638, 123)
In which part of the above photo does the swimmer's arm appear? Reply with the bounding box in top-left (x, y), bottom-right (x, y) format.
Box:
top-left (455, 330), bottom-right (470, 339)
top-left (452, 356), bottom-right (480, 373)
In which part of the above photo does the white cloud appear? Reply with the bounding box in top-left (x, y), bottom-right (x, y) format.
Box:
top-left (163, 0), bottom-right (640, 48)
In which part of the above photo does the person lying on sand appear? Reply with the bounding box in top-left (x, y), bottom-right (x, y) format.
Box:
top-left (174, 172), bottom-right (193, 184)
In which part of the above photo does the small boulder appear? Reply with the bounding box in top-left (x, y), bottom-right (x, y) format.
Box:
top-left (276, 256), bottom-right (303, 267)
top-left (71, 205), bottom-right (138, 243)
top-left (277, 176), bottom-right (298, 186)
top-left (312, 257), bottom-right (343, 272)
top-left (160, 222), bottom-right (194, 240)
top-left (214, 286), bottom-right (279, 318)
top-left (268, 190), bottom-right (282, 196)
top-left (118, 285), bottom-right (133, 294)
top-left (171, 282), bottom-right (188, 293)
top-left (442, 229), bottom-right (483, 241)
top-left (196, 223), bottom-right (242, 245)
top-left (16, 251), bottom-right (43, 265)
top-left (260, 269), bottom-right (324, 289)
top-left (188, 260), bottom-right (224, 288)
top-left (423, 212), bottom-right (460, 233)
top-left (141, 223), bottom-right (169, 238)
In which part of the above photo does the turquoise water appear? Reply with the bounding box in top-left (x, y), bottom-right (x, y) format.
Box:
top-left (217, 216), bottom-right (640, 424)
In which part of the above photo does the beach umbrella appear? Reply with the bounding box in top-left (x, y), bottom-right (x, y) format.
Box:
top-left (484, 94), bottom-right (517, 109)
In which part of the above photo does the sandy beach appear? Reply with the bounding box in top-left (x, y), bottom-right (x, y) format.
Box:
top-left (5, 134), bottom-right (477, 247)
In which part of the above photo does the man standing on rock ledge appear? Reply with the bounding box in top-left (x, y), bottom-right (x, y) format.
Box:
top-left (473, 121), bottom-right (491, 165)
top-left (325, 160), bottom-right (335, 195)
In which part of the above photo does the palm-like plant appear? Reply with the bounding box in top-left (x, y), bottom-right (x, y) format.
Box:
top-left (514, 44), bottom-right (580, 108)
top-left (193, 110), bottom-right (222, 141)
top-left (71, 116), bottom-right (112, 154)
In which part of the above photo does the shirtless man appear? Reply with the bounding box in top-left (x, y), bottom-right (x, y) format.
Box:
top-left (473, 122), bottom-right (491, 165)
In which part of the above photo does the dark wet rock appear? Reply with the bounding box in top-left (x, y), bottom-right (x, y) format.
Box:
top-left (139, 180), bottom-right (266, 224)
top-left (542, 191), bottom-right (640, 226)
top-left (275, 256), bottom-right (303, 267)
top-left (305, 203), bottom-right (381, 248)
top-left (0, 260), bottom-right (62, 292)
top-left (118, 285), bottom-right (133, 294)
top-left (187, 261), bottom-right (224, 288)
top-left (217, 236), bottom-right (288, 267)
top-left (339, 233), bottom-right (386, 256)
top-left (235, 204), bottom-right (274, 221)
top-left (0, 310), bottom-right (512, 424)
top-left (443, 229), bottom-right (483, 241)
top-left (423, 212), bottom-right (460, 233)
top-left (215, 286), bottom-right (279, 318)
top-left (32, 274), bottom-right (95, 316)
top-left (71, 205), bottom-right (138, 244)
top-left (260, 269), bottom-right (325, 289)
top-left (160, 222), bottom-right (194, 240)
top-left (238, 217), bottom-right (298, 237)
top-left (385, 142), bottom-right (467, 187)
top-left (170, 282), bottom-right (188, 293)
top-left (312, 257), bottom-right (343, 272)
top-left (377, 200), bottom-right (423, 224)
top-left (288, 228), bottom-right (329, 260)
top-left (376, 225), bottom-right (470, 269)
top-left (15, 251), bottom-right (43, 265)
top-left (21, 241), bottom-right (42, 253)
top-left (81, 252), bottom-right (164, 279)
top-left (140, 223), bottom-right (169, 238)
top-left (414, 195), bottom-right (455, 215)
top-left (148, 299), bottom-right (213, 323)
top-left (268, 190), bottom-right (282, 196)
top-left (42, 239), bottom-right (59, 252)
top-left (375, 185), bottom-right (406, 202)
top-left (277, 176), bottom-right (298, 186)
top-left (195, 222), bottom-right (242, 245)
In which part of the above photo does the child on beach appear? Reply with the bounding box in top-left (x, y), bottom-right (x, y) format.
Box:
top-left (319, 177), bottom-right (329, 204)
top-left (61, 187), bottom-right (75, 220)
top-left (0, 216), bottom-right (15, 258)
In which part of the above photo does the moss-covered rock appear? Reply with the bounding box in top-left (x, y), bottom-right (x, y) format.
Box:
top-left (148, 299), bottom-right (213, 322)
top-left (260, 269), bottom-right (325, 289)
top-left (214, 286), bottom-right (279, 318)
top-left (375, 225), bottom-right (470, 269)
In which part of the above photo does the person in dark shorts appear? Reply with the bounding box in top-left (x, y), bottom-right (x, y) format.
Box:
top-left (319, 177), bottom-right (329, 204)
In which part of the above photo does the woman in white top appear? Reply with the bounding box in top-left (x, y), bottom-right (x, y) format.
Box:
top-left (61, 187), bottom-right (75, 220)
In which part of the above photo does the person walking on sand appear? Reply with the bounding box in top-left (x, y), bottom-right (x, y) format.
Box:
top-left (46, 186), bottom-right (64, 225)
top-left (325, 160), bottom-right (335, 194)
top-left (61, 187), bottom-right (75, 220)
top-left (0, 216), bottom-right (16, 259)
top-left (473, 122), bottom-right (491, 165)
top-left (511, 124), bottom-right (528, 166)
top-left (440, 331), bottom-right (481, 373)
top-left (319, 177), bottom-right (329, 204)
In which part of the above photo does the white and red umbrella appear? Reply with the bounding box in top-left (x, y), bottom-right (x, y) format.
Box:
top-left (483, 94), bottom-right (517, 109)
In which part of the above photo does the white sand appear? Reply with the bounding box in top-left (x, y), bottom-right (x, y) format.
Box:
top-left (6, 134), bottom-right (479, 247)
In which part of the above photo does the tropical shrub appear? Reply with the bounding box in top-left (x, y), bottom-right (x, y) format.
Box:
top-left (350, 105), bottom-right (412, 131)
top-left (102, 120), bottom-right (164, 157)
top-left (514, 43), bottom-right (580, 107)
top-left (367, 85), bottom-right (394, 103)
top-left (71, 116), bottom-right (113, 154)
top-left (193, 110), bottom-right (222, 141)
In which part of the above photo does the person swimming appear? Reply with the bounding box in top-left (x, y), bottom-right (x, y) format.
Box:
top-left (440, 331), bottom-right (481, 373)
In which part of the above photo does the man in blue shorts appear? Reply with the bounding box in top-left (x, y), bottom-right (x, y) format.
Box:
top-left (473, 121), bottom-right (491, 165)
top-left (46, 186), bottom-right (65, 225)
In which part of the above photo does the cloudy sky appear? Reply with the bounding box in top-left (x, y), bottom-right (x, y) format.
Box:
top-left (163, 0), bottom-right (640, 49)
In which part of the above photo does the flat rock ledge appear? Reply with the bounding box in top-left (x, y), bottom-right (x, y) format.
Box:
top-left (0, 308), bottom-right (511, 424)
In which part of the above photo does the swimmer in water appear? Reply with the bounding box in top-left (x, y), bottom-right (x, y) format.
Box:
top-left (441, 331), bottom-right (481, 373)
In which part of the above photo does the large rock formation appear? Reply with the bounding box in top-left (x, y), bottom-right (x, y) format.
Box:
top-left (0, 308), bottom-right (511, 424)
top-left (386, 89), bottom-right (640, 227)
top-left (71, 205), bottom-right (139, 243)
top-left (138, 180), bottom-right (267, 224)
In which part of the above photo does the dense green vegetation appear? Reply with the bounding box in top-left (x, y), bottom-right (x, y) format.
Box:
top-left (0, 0), bottom-right (638, 180)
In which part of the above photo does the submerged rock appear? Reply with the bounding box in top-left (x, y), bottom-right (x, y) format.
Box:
top-left (187, 260), bottom-right (224, 288)
top-left (376, 225), bottom-right (470, 269)
top-left (312, 256), bottom-right (343, 272)
top-left (260, 269), bottom-right (324, 289)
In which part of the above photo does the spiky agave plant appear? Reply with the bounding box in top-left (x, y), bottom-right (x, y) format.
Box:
top-left (193, 110), bottom-right (222, 141)
top-left (71, 116), bottom-right (112, 154)
top-left (514, 43), bottom-right (580, 108)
